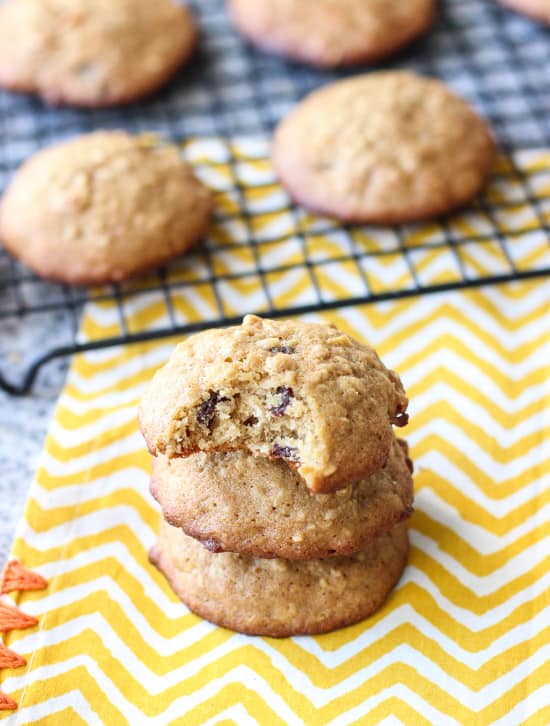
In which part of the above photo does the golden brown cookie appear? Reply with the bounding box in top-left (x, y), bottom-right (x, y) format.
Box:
top-left (151, 438), bottom-right (413, 559)
top-left (0, 131), bottom-right (213, 286)
top-left (150, 519), bottom-right (409, 637)
top-left (498, 0), bottom-right (550, 23)
top-left (228, 0), bottom-right (435, 67)
top-left (139, 315), bottom-right (409, 494)
top-left (273, 71), bottom-right (496, 224)
top-left (0, 0), bottom-right (196, 107)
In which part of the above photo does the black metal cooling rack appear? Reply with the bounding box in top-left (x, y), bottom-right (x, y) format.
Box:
top-left (1, 0), bottom-right (550, 395)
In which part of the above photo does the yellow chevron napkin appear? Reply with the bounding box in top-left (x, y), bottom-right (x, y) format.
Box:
top-left (1, 138), bottom-right (549, 724)
top-left (1, 281), bottom-right (548, 725)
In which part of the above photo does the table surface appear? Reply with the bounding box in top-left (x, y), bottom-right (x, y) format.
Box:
top-left (0, 353), bottom-right (67, 564)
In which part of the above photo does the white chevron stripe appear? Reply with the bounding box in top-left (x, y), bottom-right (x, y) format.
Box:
top-left (39, 436), bottom-right (144, 475)
top-left (281, 605), bottom-right (550, 669)
top-left (403, 566), bottom-right (549, 628)
top-left (412, 388), bottom-right (548, 443)
top-left (13, 690), bottom-right (105, 726)
top-left (328, 686), bottom-right (460, 726)
top-left (4, 655), bottom-right (157, 726)
top-left (411, 530), bottom-right (549, 593)
top-left (335, 295), bottom-right (550, 349)
top-left (78, 285), bottom-right (218, 331)
top-left (6, 660), bottom-right (302, 726)
top-left (491, 685), bottom-right (549, 726)
top-left (414, 490), bottom-right (549, 550)
top-left (374, 718), bottom-right (408, 726)
top-left (215, 281), bottom-right (270, 315)
top-left (292, 605), bottom-right (548, 672)
top-left (415, 452), bottom-right (547, 510)
top-left (63, 346), bottom-right (173, 397)
top-left (414, 251), bottom-right (462, 284)
top-left (269, 277), bottom-right (320, 308)
top-left (391, 320), bottom-right (548, 372)
top-left (30, 468), bottom-right (150, 509)
top-left (409, 369), bottom-right (549, 412)
top-left (483, 280), bottom-right (550, 313)
top-left (410, 425), bottom-right (547, 480)
top-left (203, 705), bottom-right (263, 726)
top-left (48, 406), bottom-right (140, 447)
top-left (58, 386), bottom-right (144, 415)
top-left (9, 614), bottom-right (239, 687)
top-left (15, 507), bottom-right (157, 555)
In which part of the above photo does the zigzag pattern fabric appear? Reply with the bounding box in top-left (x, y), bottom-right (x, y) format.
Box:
top-left (0, 276), bottom-right (548, 724)
top-left (1, 139), bottom-right (549, 723)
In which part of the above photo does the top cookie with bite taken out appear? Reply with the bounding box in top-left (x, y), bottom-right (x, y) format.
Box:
top-left (138, 315), bottom-right (408, 493)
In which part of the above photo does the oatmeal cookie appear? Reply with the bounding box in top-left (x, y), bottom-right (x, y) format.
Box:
top-left (273, 71), bottom-right (496, 223)
top-left (151, 438), bottom-right (413, 559)
top-left (150, 519), bottom-right (409, 637)
top-left (0, 131), bottom-right (212, 285)
top-left (139, 315), bottom-right (409, 494)
top-left (0, 0), bottom-right (196, 106)
top-left (228, 0), bottom-right (435, 67)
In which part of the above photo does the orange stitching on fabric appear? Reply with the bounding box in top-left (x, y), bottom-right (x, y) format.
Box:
top-left (0, 561), bottom-right (47, 594)
top-left (0, 601), bottom-right (37, 633)
top-left (0, 690), bottom-right (17, 711)
top-left (0, 642), bottom-right (26, 669)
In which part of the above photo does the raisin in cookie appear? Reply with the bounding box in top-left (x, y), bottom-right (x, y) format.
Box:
top-left (150, 519), bottom-right (409, 637)
top-left (139, 315), bottom-right (409, 494)
top-left (0, 0), bottom-right (196, 107)
top-left (0, 131), bottom-right (213, 286)
top-left (273, 71), bottom-right (496, 224)
top-left (498, 0), bottom-right (550, 23)
top-left (151, 437), bottom-right (413, 560)
top-left (228, 0), bottom-right (435, 68)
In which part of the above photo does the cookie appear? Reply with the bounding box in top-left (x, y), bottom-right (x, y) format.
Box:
top-left (151, 437), bottom-right (413, 560)
top-left (498, 0), bottom-right (550, 23)
top-left (0, 131), bottom-right (213, 286)
top-left (273, 71), bottom-right (496, 224)
top-left (139, 315), bottom-right (409, 494)
top-left (0, 0), bottom-right (196, 107)
top-left (150, 519), bottom-right (409, 637)
top-left (228, 0), bottom-right (435, 68)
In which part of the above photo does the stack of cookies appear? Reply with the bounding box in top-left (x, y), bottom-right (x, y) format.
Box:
top-left (139, 315), bottom-right (413, 637)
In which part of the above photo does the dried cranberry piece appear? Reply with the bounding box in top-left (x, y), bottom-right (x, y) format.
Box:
top-left (202, 538), bottom-right (224, 553)
top-left (391, 412), bottom-right (409, 427)
top-left (270, 443), bottom-right (300, 463)
top-left (196, 390), bottom-right (220, 430)
top-left (270, 386), bottom-right (294, 417)
top-left (270, 345), bottom-right (295, 354)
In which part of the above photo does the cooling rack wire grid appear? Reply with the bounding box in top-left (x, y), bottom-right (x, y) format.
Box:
top-left (0, 0), bottom-right (549, 393)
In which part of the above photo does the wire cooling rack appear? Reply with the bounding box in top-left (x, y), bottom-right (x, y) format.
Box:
top-left (1, 0), bottom-right (550, 394)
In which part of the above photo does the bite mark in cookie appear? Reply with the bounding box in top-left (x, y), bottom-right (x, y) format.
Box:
top-left (139, 315), bottom-right (409, 493)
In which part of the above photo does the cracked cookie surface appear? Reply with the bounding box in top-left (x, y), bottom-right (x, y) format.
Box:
top-left (228, 0), bottom-right (435, 67)
top-left (150, 519), bottom-right (409, 637)
top-left (0, 131), bottom-right (212, 285)
top-left (273, 71), bottom-right (496, 223)
top-left (0, 0), bottom-right (196, 107)
top-left (139, 315), bottom-right (409, 493)
top-left (151, 437), bottom-right (413, 559)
